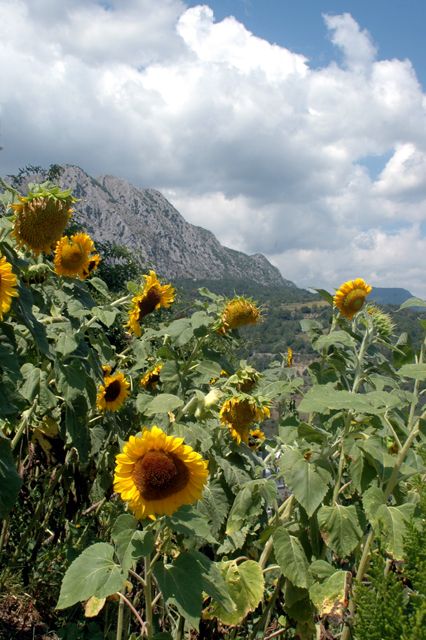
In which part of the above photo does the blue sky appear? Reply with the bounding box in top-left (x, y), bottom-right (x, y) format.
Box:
top-left (1, 0), bottom-right (425, 296)
top-left (190, 0), bottom-right (426, 86)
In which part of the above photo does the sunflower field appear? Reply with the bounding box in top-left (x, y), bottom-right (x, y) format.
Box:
top-left (0, 180), bottom-right (425, 640)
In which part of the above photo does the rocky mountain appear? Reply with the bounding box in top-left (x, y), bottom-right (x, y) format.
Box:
top-left (38, 165), bottom-right (290, 288)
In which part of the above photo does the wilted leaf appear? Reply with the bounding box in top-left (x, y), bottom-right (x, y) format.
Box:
top-left (84, 596), bottom-right (106, 618)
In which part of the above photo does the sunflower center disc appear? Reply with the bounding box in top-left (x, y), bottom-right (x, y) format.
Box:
top-left (133, 450), bottom-right (190, 500)
top-left (138, 287), bottom-right (162, 320)
top-left (104, 379), bottom-right (122, 402)
top-left (61, 244), bottom-right (84, 269)
top-left (344, 289), bottom-right (366, 312)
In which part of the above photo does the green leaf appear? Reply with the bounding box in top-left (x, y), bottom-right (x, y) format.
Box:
top-left (168, 505), bottom-right (216, 544)
top-left (362, 485), bottom-right (386, 524)
top-left (57, 543), bottom-right (126, 609)
top-left (165, 318), bottom-right (194, 346)
top-left (56, 332), bottom-right (79, 356)
top-left (317, 505), bottom-right (362, 557)
top-left (88, 277), bottom-right (110, 298)
top-left (273, 527), bottom-right (312, 589)
top-left (280, 449), bottom-right (331, 516)
top-left (299, 385), bottom-right (401, 415)
top-left (397, 363), bottom-right (426, 380)
top-left (0, 432), bottom-right (22, 518)
top-left (19, 363), bottom-right (42, 401)
top-left (225, 485), bottom-right (263, 547)
top-left (309, 570), bottom-right (350, 618)
top-left (114, 527), bottom-right (154, 574)
top-left (91, 306), bottom-right (119, 328)
top-left (153, 552), bottom-right (204, 628)
top-left (309, 560), bottom-right (337, 581)
top-left (314, 331), bottom-right (355, 350)
top-left (314, 288), bottom-right (334, 305)
top-left (144, 393), bottom-right (184, 416)
top-left (376, 503), bottom-right (415, 560)
top-left (206, 560), bottom-right (264, 625)
top-left (399, 297), bottom-right (426, 310)
top-left (65, 397), bottom-right (90, 463)
top-left (197, 481), bottom-right (229, 536)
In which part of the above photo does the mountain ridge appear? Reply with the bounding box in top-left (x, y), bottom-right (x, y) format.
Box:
top-left (59, 165), bottom-right (293, 288)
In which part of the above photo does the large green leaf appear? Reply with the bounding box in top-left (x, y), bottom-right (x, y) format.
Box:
top-left (167, 505), bottom-right (216, 544)
top-left (111, 514), bottom-right (154, 574)
top-left (144, 394), bottom-right (184, 416)
top-left (376, 503), bottom-right (415, 560)
top-left (317, 505), bottom-right (362, 557)
top-left (314, 331), bottom-right (356, 351)
top-left (398, 363), bottom-right (426, 381)
top-left (197, 481), bottom-right (229, 536)
top-left (57, 543), bottom-right (126, 609)
top-left (280, 448), bottom-right (331, 516)
top-left (0, 432), bottom-right (22, 518)
top-left (154, 551), bottom-right (228, 628)
top-left (206, 560), bottom-right (264, 626)
top-left (299, 385), bottom-right (401, 415)
top-left (273, 527), bottom-right (312, 589)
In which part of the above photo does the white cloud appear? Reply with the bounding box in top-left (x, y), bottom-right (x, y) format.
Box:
top-left (0, 1), bottom-right (426, 295)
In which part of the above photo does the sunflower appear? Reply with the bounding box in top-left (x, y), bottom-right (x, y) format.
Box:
top-left (54, 233), bottom-right (99, 279)
top-left (333, 278), bottom-right (372, 320)
top-left (0, 256), bottom-right (19, 320)
top-left (113, 425), bottom-right (208, 519)
top-left (82, 253), bottom-right (101, 279)
top-left (12, 192), bottom-right (74, 254)
top-left (219, 297), bottom-right (261, 334)
top-left (287, 347), bottom-right (293, 367)
top-left (219, 396), bottom-right (270, 444)
top-left (96, 371), bottom-right (130, 412)
top-left (128, 271), bottom-right (175, 337)
top-left (248, 428), bottom-right (266, 450)
top-left (140, 363), bottom-right (163, 390)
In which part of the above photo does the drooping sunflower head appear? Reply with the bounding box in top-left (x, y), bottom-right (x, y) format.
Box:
top-left (287, 347), bottom-right (293, 368)
top-left (127, 270), bottom-right (175, 336)
top-left (366, 304), bottom-right (395, 339)
top-left (54, 232), bottom-right (99, 279)
top-left (248, 428), bottom-right (266, 450)
top-left (219, 296), bottom-right (261, 334)
top-left (11, 185), bottom-right (75, 254)
top-left (333, 278), bottom-right (372, 320)
top-left (0, 255), bottom-right (19, 321)
top-left (219, 395), bottom-right (270, 444)
top-left (140, 363), bottom-right (163, 390)
top-left (96, 371), bottom-right (130, 412)
top-left (113, 425), bottom-right (209, 519)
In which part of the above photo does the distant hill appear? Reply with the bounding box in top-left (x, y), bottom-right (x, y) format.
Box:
top-left (369, 287), bottom-right (415, 305)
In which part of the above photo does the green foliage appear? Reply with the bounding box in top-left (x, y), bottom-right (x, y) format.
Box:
top-left (1, 177), bottom-right (426, 640)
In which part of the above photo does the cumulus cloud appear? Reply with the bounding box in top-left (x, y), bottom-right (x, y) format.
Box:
top-left (0, 1), bottom-right (426, 295)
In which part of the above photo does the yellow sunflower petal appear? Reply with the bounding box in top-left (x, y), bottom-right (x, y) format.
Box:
top-left (113, 425), bottom-right (208, 519)
top-left (0, 256), bottom-right (19, 320)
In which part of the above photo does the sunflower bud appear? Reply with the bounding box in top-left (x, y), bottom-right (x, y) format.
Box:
top-left (366, 304), bottom-right (395, 339)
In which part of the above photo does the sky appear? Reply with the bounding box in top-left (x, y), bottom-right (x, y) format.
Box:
top-left (1, 0), bottom-right (426, 296)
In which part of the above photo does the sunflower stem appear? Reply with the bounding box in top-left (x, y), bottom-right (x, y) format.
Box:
top-left (144, 554), bottom-right (154, 639)
top-left (116, 590), bottom-right (125, 640)
top-left (175, 615), bottom-right (185, 640)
